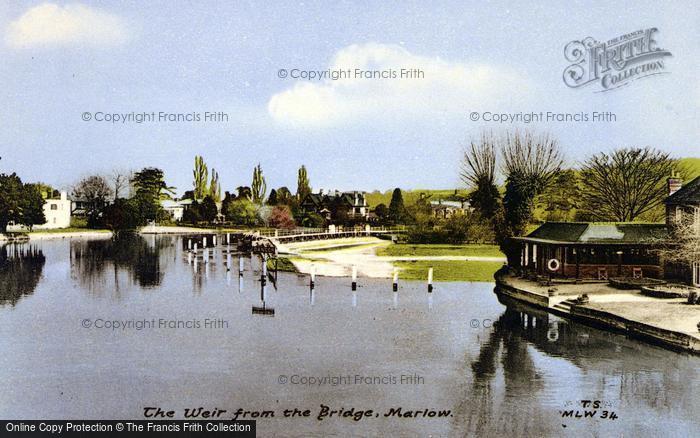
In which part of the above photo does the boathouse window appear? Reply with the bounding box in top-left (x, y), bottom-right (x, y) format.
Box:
top-left (50, 204), bottom-right (58, 210)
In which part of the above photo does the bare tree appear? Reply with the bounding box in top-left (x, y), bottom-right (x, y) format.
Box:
top-left (656, 213), bottom-right (700, 272)
top-left (110, 169), bottom-right (132, 200)
top-left (579, 147), bottom-right (676, 221)
top-left (460, 131), bottom-right (497, 188)
top-left (501, 130), bottom-right (563, 189)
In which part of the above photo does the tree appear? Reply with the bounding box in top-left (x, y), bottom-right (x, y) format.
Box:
top-left (499, 131), bottom-right (563, 265)
top-left (0, 173), bottom-right (25, 233)
top-left (193, 155), bottom-right (208, 200)
top-left (374, 203), bottom-right (388, 222)
top-left (73, 175), bottom-right (113, 227)
top-left (131, 168), bottom-right (175, 222)
top-left (209, 169), bottom-right (221, 203)
top-left (235, 186), bottom-right (252, 200)
top-left (579, 147), bottom-right (676, 221)
top-left (21, 184), bottom-right (46, 231)
top-left (277, 187), bottom-right (294, 205)
top-left (269, 205), bottom-right (296, 229)
top-left (224, 199), bottom-right (258, 226)
top-left (539, 169), bottom-right (580, 222)
top-left (267, 189), bottom-right (278, 205)
top-left (0, 173), bottom-right (46, 233)
top-left (101, 198), bottom-right (143, 231)
top-left (200, 195), bottom-right (218, 222)
top-left (110, 169), bottom-right (132, 200)
top-left (460, 132), bottom-right (502, 220)
top-left (388, 188), bottom-right (407, 223)
top-left (182, 201), bottom-right (202, 225)
top-left (656, 214), bottom-right (700, 277)
top-left (251, 164), bottom-right (267, 204)
top-left (297, 165), bottom-right (311, 200)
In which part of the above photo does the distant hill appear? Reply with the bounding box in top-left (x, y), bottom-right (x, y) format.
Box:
top-left (679, 157), bottom-right (700, 181)
top-left (365, 189), bottom-right (467, 207)
top-left (365, 157), bottom-right (699, 209)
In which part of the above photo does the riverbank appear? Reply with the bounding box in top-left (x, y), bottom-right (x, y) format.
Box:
top-left (1, 230), bottom-right (112, 241)
top-left (275, 237), bottom-right (506, 281)
top-left (495, 272), bottom-right (700, 353)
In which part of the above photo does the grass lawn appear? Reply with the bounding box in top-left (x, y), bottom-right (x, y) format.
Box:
top-left (395, 260), bottom-right (503, 282)
top-left (267, 257), bottom-right (298, 272)
top-left (376, 243), bottom-right (503, 258)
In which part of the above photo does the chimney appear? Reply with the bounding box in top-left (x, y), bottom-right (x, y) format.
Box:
top-left (668, 171), bottom-right (682, 196)
top-left (60, 191), bottom-right (68, 201)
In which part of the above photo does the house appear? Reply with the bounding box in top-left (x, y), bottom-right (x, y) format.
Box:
top-left (161, 198), bottom-right (193, 222)
top-left (430, 199), bottom-right (470, 219)
top-left (512, 175), bottom-right (700, 285)
top-left (39, 191), bottom-right (72, 229)
top-left (300, 190), bottom-right (369, 222)
top-left (8, 191), bottom-right (72, 231)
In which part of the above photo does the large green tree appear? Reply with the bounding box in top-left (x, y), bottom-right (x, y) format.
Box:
top-left (0, 173), bottom-right (47, 233)
top-left (21, 184), bottom-right (47, 231)
top-left (388, 188), bottom-right (407, 224)
top-left (131, 168), bottom-right (175, 222)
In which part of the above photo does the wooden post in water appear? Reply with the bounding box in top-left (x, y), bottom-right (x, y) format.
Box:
top-left (392, 268), bottom-right (399, 292)
top-left (194, 243), bottom-right (198, 253)
top-left (213, 235), bottom-right (217, 246)
top-left (239, 257), bottom-right (244, 277)
top-left (261, 256), bottom-right (267, 286)
top-left (226, 253), bottom-right (232, 271)
top-left (188, 239), bottom-right (192, 250)
top-left (428, 268), bottom-right (434, 293)
top-left (351, 265), bottom-right (357, 291)
top-left (310, 265), bottom-right (316, 290)
top-left (204, 248), bottom-right (209, 264)
top-left (203, 236), bottom-right (207, 248)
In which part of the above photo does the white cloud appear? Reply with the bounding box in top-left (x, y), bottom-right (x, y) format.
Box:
top-left (268, 43), bottom-right (530, 127)
top-left (5, 3), bottom-right (129, 48)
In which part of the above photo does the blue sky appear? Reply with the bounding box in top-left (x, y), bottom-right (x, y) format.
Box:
top-left (0, 1), bottom-right (697, 196)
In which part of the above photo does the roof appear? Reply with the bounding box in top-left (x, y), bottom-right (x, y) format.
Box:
top-left (515, 222), bottom-right (669, 245)
top-left (665, 176), bottom-right (700, 205)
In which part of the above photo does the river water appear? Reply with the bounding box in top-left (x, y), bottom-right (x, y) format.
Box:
top-left (0, 235), bottom-right (698, 437)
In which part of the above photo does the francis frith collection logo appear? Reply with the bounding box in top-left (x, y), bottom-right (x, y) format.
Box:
top-left (563, 28), bottom-right (672, 92)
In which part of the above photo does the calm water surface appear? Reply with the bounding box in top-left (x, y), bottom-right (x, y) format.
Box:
top-left (0, 235), bottom-right (698, 437)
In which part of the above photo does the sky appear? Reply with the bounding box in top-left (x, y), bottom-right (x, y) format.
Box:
top-left (0, 0), bottom-right (698, 196)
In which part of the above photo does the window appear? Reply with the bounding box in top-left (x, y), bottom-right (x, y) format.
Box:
top-left (50, 204), bottom-right (58, 210)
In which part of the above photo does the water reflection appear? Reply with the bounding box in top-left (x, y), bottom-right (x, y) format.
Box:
top-left (455, 291), bottom-right (699, 436)
top-left (70, 234), bottom-right (172, 293)
top-left (0, 244), bottom-right (45, 306)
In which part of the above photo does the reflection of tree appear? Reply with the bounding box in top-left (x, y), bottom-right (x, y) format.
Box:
top-left (71, 234), bottom-right (171, 291)
top-left (455, 308), bottom-right (548, 436)
top-left (0, 244), bottom-right (45, 306)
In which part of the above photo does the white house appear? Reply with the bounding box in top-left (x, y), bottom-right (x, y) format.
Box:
top-left (161, 199), bottom-right (193, 222)
top-left (37, 191), bottom-right (72, 229)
